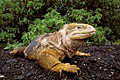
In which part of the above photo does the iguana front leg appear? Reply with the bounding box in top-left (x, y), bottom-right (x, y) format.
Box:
top-left (76, 51), bottom-right (91, 56)
top-left (37, 49), bottom-right (79, 73)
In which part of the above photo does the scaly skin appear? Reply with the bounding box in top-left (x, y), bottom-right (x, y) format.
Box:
top-left (10, 23), bottom-right (96, 73)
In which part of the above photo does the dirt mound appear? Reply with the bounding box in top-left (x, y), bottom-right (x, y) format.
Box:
top-left (0, 45), bottom-right (120, 80)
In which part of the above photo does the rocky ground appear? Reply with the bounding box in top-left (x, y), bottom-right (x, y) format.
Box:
top-left (0, 45), bottom-right (120, 80)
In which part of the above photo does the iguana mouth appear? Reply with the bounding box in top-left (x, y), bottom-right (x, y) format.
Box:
top-left (72, 31), bottom-right (96, 35)
top-left (70, 31), bottom-right (96, 39)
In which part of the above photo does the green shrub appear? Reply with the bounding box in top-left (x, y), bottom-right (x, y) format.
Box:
top-left (84, 0), bottom-right (120, 41)
top-left (67, 8), bottom-right (102, 26)
top-left (0, 27), bottom-right (19, 43)
top-left (0, 0), bottom-right (45, 43)
top-left (4, 7), bottom-right (111, 49)
top-left (92, 27), bottom-right (112, 44)
top-left (0, 0), bottom-right (119, 49)
top-left (10, 8), bottom-right (66, 48)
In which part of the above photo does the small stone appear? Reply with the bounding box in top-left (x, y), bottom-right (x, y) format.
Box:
top-left (7, 67), bottom-right (10, 69)
top-left (83, 64), bottom-right (86, 66)
top-left (26, 72), bottom-right (32, 77)
top-left (6, 59), bottom-right (17, 63)
top-left (98, 58), bottom-right (101, 60)
top-left (108, 74), bottom-right (111, 77)
top-left (74, 61), bottom-right (77, 63)
top-left (111, 72), bottom-right (114, 75)
top-left (104, 68), bottom-right (107, 71)
top-left (0, 74), bottom-right (5, 78)
top-left (110, 55), bottom-right (115, 58)
top-left (30, 66), bottom-right (33, 69)
top-left (17, 75), bottom-right (24, 80)
top-left (94, 59), bottom-right (97, 61)
top-left (99, 67), bottom-right (102, 69)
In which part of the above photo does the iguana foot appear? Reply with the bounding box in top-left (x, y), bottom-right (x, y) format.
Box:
top-left (51, 63), bottom-right (80, 73)
top-left (10, 47), bottom-right (26, 55)
top-left (76, 51), bottom-right (91, 56)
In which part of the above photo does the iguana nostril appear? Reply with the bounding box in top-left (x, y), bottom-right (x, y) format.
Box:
top-left (88, 25), bottom-right (96, 32)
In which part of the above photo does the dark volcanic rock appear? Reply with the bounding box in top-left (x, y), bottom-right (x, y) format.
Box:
top-left (0, 45), bottom-right (120, 80)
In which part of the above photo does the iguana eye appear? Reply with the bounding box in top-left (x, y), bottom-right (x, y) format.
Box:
top-left (76, 25), bottom-right (83, 29)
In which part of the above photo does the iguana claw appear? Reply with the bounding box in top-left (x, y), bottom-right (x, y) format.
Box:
top-left (51, 63), bottom-right (80, 73)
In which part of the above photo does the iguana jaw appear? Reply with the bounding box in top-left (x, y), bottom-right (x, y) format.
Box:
top-left (69, 25), bottom-right (96, 40)
top-left (70, 31), bottom-right (96, 39)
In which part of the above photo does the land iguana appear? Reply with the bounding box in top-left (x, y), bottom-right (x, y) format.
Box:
top-left (10, 23), bottom-right (96, 73)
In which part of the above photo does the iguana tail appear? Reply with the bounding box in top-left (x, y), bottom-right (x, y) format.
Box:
top-left (10, 47), bottom-right (26, 55)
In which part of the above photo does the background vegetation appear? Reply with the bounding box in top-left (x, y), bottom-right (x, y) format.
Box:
top-left (0, 0), bottom-right (120, 49)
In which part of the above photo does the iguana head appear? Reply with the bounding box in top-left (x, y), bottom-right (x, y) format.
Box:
top-left (60, 23), bottom-right (96, 40)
